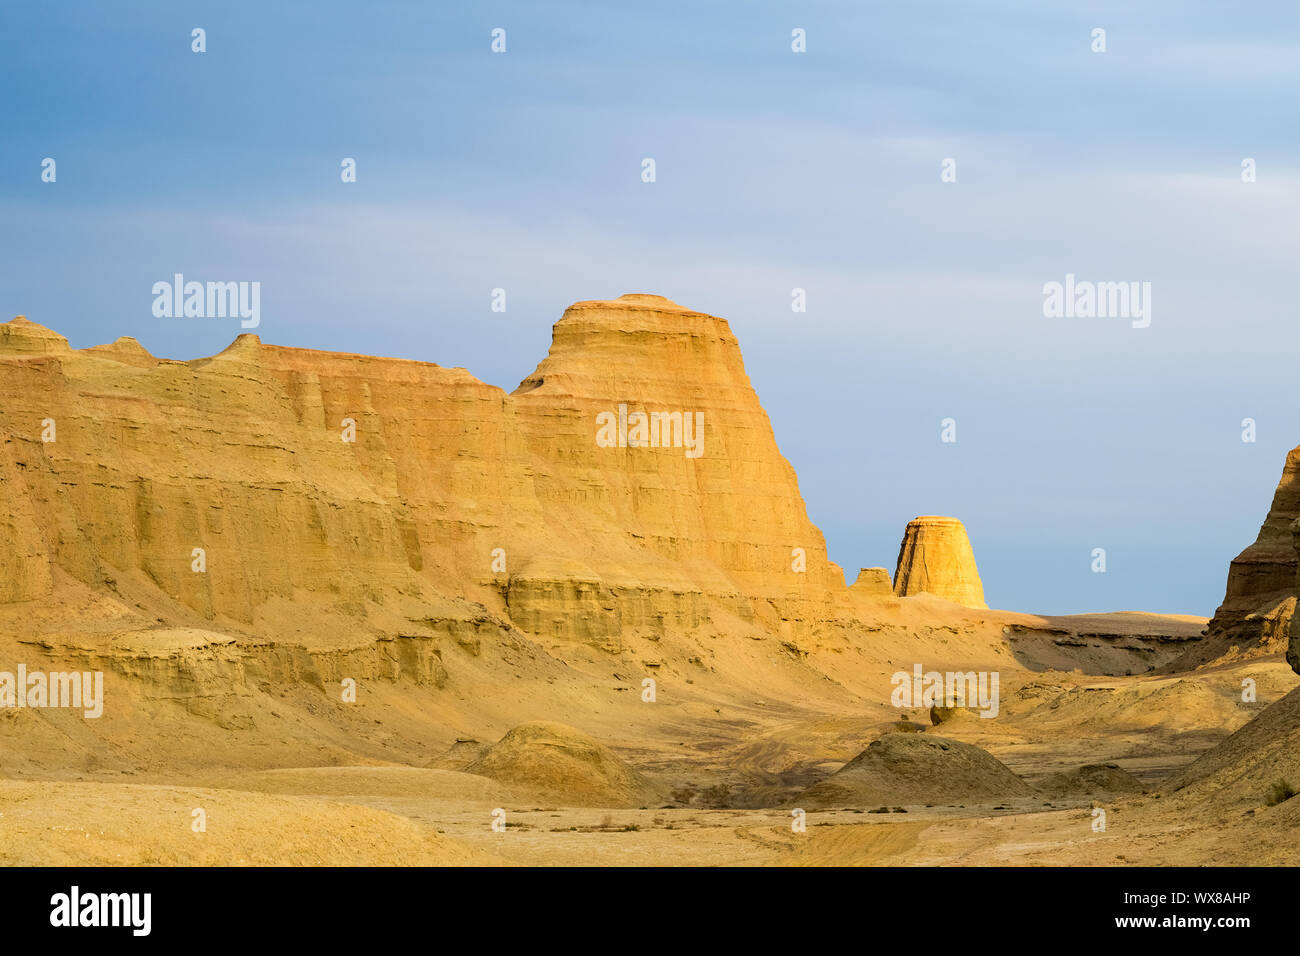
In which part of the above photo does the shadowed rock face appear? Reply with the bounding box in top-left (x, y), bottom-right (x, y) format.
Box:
top-left (892, 516), bottom-right (987, 609)
top-left (1287, 519), bottom-right (1300, 675)
top-left (1201, 446), bottom-right (1300, 668)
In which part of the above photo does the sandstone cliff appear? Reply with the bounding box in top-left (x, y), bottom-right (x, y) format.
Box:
top-left (0, 296), bottom-right (844, 665)
top-left (1196, 446), bottom-right (1300, 669)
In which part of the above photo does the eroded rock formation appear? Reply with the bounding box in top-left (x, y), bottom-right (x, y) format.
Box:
top-left (0, 296), bottom-right (843, 661)
top-left (851, 567), bottom-right (893, 597)
top-left (892, 516), bottom-right (987, 608)
top-left (1202, 446), bottom-right (1300, 667)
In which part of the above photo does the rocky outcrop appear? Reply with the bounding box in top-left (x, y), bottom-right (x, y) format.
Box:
top-left (1202, 446), bottom-right (1300, 668)
top-left (505, 557), bottom-right (623, 653)
top-left (851, 567), bottom-right (893, 597)
top-left (0, 315), bottom-right (69, 355)
top-left (892, 516), bottom-right (987, 608)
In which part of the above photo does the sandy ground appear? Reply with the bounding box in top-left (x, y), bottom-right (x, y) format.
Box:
top-left (5, 646), bottom-right (1294, 866)
top-left (4, 781), bottom-right (1287, 867)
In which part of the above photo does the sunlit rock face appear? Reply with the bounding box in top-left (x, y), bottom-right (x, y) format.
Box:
top-left (851, 567), bottom-right (893, 597)
top-left (892, 516), bottom-right (987, 609)
top-left (0, 297), bottom-right (844, 650)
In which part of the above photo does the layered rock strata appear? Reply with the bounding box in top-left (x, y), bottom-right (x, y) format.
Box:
top-left (0, 295), bottom-right (843, 657)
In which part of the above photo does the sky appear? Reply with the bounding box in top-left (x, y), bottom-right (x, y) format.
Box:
top-left (2, 0), bottom-right (1299, 616)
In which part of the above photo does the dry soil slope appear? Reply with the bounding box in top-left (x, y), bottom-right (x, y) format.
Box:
top-left (1167, 683), bottom-right (1300, 807)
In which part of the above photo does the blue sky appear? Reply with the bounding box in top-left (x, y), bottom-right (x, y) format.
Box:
top-left (3, 0), bottom-right (1299, 616)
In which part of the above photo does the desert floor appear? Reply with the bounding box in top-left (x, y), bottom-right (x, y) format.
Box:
top-left (4, 632), bottom-right (1294, 867)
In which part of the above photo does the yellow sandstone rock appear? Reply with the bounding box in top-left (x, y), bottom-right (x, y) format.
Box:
top-left (0, 315), bottom-right (70, 355)
top-left (892, 516), bottom-right (987, 608)
top-left (851, 567), bottom-right (893, 596)
top-left (0, 298), bottom-right (843, 655)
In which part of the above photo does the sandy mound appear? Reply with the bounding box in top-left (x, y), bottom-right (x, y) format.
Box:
top-left (1038, 763), bottom-right (1145, 798)
top-left (798, 733), bottom-right (1034, 808)
top-left (464, 721), bottom-right (658, 808)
